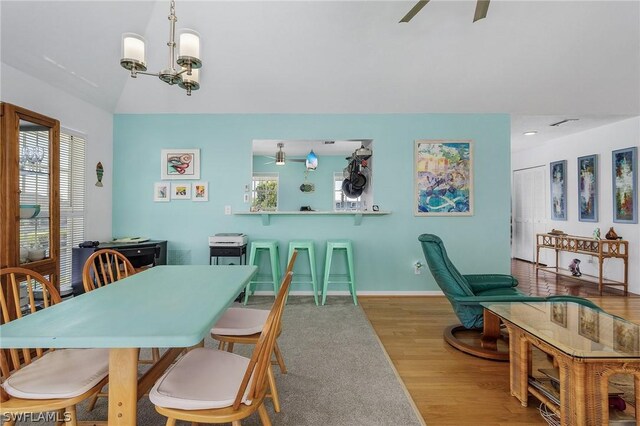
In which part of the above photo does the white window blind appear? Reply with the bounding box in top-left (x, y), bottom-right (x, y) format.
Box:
top-left (59, 132), bottom-right (86, 288)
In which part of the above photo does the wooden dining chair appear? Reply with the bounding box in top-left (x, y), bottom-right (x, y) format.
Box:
top-left (0, 267), bottom-right (109, 426)
top-left (150, 271), bottom-right (293, 426)
top-left (82, 248), bottom-right (136, 292)
top-left (210, 250), bottom-right (297, 413)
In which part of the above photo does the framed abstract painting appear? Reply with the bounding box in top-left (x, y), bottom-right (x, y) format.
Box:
top-left (414, 140), bottom-right (473, 216)
top-left (160, 148), bottom-right (200, 180)
top-left (612, 147), bottom-right (638, 224)
top-left (577, 154), bottom-right (598, 222)
top-left (550, 160), bottom-right (567, 221)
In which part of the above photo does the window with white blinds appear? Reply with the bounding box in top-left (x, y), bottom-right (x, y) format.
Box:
top-left (59, 132), bottom-right (86, 288)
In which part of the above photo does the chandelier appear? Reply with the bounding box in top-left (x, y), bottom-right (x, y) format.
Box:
top-left (120, 0), bottom-right (202, 95)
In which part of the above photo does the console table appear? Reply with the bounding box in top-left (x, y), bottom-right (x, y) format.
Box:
top-left (484, 301), bottom-right (640, 426)
top-left (535, 233), bottom-right (629, 295)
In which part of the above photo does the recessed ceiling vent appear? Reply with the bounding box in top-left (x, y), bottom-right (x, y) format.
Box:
top-left (549, 118), bottom-right (579, 127)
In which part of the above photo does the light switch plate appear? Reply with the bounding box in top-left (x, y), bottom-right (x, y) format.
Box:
top-left (224, 205), bottom-right (232, 215)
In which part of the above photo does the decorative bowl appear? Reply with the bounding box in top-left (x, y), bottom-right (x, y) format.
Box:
top-left (27, 247), bottom-right (46, 261)
top-left (19, 204), bottom-right (41, 219)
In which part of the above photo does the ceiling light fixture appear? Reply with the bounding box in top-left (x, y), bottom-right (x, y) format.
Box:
top-left (306, 150), bottom-right (318, 170)
top-left (275, 143), bottom-right (286, 166)
top-left (120, 0), bottom-right (202, 96)
top-left (523, 131), bottom-right (538, 136)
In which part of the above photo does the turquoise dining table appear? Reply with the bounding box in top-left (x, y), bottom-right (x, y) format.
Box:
top-left (0, 265), bottom-right (257, 426)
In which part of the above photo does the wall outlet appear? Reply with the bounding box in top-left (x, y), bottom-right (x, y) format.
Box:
top-left (243, 193), bottom-right (249, 203)
top-left (244, 184), bottom-right (250, 192)
top-left (224, 205), bottom-right (232, 215)
top-left (414, 261), bottom-right (423, 275)
top-left (587, 257), bottom-right (594, 264)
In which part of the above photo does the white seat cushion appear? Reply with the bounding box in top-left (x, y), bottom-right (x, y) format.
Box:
top-left (211, 307), bottom-right (269, 336)
top-left (149, 348), bottom-right (253, 410)
top-left (2, 348), bottom-right (109, 399)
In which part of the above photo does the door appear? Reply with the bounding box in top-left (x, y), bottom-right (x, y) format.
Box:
top-left (512, 166), bottom-right (547, 262)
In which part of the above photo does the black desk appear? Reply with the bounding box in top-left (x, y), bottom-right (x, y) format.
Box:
top-left (209, 244), bottom-right (247, 265)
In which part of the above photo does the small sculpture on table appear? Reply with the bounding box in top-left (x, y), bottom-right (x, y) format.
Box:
top-left (593, 228), bottom-right (601, 240)
top-left (569, 258), bottom-right (582, 277)
top-left (605, 227), bottom-right (619, 240)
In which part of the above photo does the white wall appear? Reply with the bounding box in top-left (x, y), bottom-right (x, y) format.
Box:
top-left (512, 117), bottom-right (640, 294)
top-left (1, 63), bottom-right (113, 241)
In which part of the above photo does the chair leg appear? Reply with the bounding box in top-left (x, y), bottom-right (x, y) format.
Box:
top-left (217, 340), bottom-right (225, 350)
top-left (152, 347), bottom-right (161, 362)
top-left (55, 408), bottom-right (66, 426)
top-left (4, 415), bottom-right (16, 426)
top-left (226, 342), bottom-right (235, 352)
top-left (273, 340), bottom-right (287, 374)
top-left (269, 246), bottom-right (281, 297)
top-left (258, 404), bottom-right (272, 426)
top-left (166, 418), bottom-right (176, 426)
top-left (65, 405), bottom-right (78, 426)
top-left (87, 390), bottom-right (100, 411)
top-left (266, 364), bottom-right (281, 413)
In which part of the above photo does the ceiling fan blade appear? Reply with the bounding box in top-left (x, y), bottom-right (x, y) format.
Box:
top-left (399, 0), bottom-right (430, 23)
top-left (473, 0), bottom-right (490, 22)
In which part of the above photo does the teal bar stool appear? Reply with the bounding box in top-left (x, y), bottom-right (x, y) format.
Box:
top-left (243, 240), bottom-right (281, 305)
top-left (322, 240), bottom-right (357, 305)
top-left (287, 241), bottom-right (319, 305)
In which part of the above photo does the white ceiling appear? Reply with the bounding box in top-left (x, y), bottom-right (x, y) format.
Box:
top-left (1, 1), bottom-right (639, 149)
top-left (252, 139), bottom-right (366, 156)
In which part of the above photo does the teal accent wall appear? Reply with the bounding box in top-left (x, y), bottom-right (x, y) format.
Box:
top-left (113, 114), bottom-right (511, 292)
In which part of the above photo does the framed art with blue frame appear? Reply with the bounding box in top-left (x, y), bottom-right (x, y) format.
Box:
top-left (612, 147), bottom-right (638, 224)
top-left (578, 154), bottom-right (598, 222)
top-left (550, 160), bottom-right (567, 221)
top-left (414, 140), bottom-right (473, 216)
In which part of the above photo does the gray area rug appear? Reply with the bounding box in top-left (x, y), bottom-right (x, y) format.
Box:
top-left (19, 297), bottom-right (423, 425)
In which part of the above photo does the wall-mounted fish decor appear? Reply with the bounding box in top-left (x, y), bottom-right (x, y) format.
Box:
top-left (96, 162), bottom-right (104, 187)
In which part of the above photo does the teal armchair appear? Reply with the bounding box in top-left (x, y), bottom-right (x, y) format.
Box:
top-left (419, 234), bottom-right (601, 360)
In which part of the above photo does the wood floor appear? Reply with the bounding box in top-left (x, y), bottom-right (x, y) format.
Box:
top-left (360, 259), bottom-right (640, 425)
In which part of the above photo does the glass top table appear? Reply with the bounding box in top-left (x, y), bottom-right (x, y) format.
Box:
top-left (482, 301), bottom-right (640, 359)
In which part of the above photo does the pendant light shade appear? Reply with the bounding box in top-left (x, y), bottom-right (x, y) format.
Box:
top-left (306, 150), bottom-right (318, 170)
top-left (177, 29), bottom-right (202, 69)
top-left (121, 33), bottom-right (147, 72)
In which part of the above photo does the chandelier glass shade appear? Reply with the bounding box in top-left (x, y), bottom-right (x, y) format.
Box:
top-left (120, 0), bottom-right (202, 95)
top-left (275, 143), bottom-right (286, 166)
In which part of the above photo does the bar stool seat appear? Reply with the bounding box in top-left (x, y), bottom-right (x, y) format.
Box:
top-left (287, 240), bottom-right (319, 305)
top-left (322, 240), bottom-right (357, 305)
top-left (244, 240), bottom-right (281, 305)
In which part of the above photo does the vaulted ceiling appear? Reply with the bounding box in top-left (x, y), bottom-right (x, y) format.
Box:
top-left (1, 1), bottom-right (638, 149)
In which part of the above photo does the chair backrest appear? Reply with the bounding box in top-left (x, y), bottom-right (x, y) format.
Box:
top-left (0, 267), bottom-right (61, 378)
top-left (82, 248), bottom-right (136, 292)
top-left (418, 234), bottom-right (474, 297)
top-left (232, 271), bottom-right (293, 410)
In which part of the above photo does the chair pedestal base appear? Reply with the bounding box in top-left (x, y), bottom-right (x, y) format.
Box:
top-left (443, 324), bottom-right (509, 362)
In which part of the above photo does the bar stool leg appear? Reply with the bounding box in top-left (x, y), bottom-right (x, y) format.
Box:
top-left (270, 246), bottom-right (281, 296)
top-left (346, 245), bottom-right (357, 305)
top-left (322, 245), bottom-right (333, 305)
top-left (244, 245), bottom-right (259, 305)
top-left (309, 245), bottom-right (319, 305)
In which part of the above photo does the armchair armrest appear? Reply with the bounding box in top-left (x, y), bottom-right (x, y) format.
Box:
top-left (463, 274), bottom-right (518, 292)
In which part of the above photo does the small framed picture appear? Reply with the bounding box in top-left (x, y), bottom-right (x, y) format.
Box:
top-left (171, 182), bottom-right (192, 200)
top-left (612, 147), bottom-right (638, 224)
top-left (550, 160), bottom-right (567, 221)
top-left (192, 181), bottom-right (209, 202)
top-left (550, 302), bottom-right (567, 328)
top-left (613, 318), bottom-right (639, 353)
top-left (154, 182), bottom-right (170, 202)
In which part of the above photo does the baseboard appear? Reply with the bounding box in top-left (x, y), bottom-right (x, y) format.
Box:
top-left (249, 290), bottom-right (444, 296)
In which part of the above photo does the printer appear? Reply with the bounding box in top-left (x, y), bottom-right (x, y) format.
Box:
top-left (208, 233), bottom-right (248, 247)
